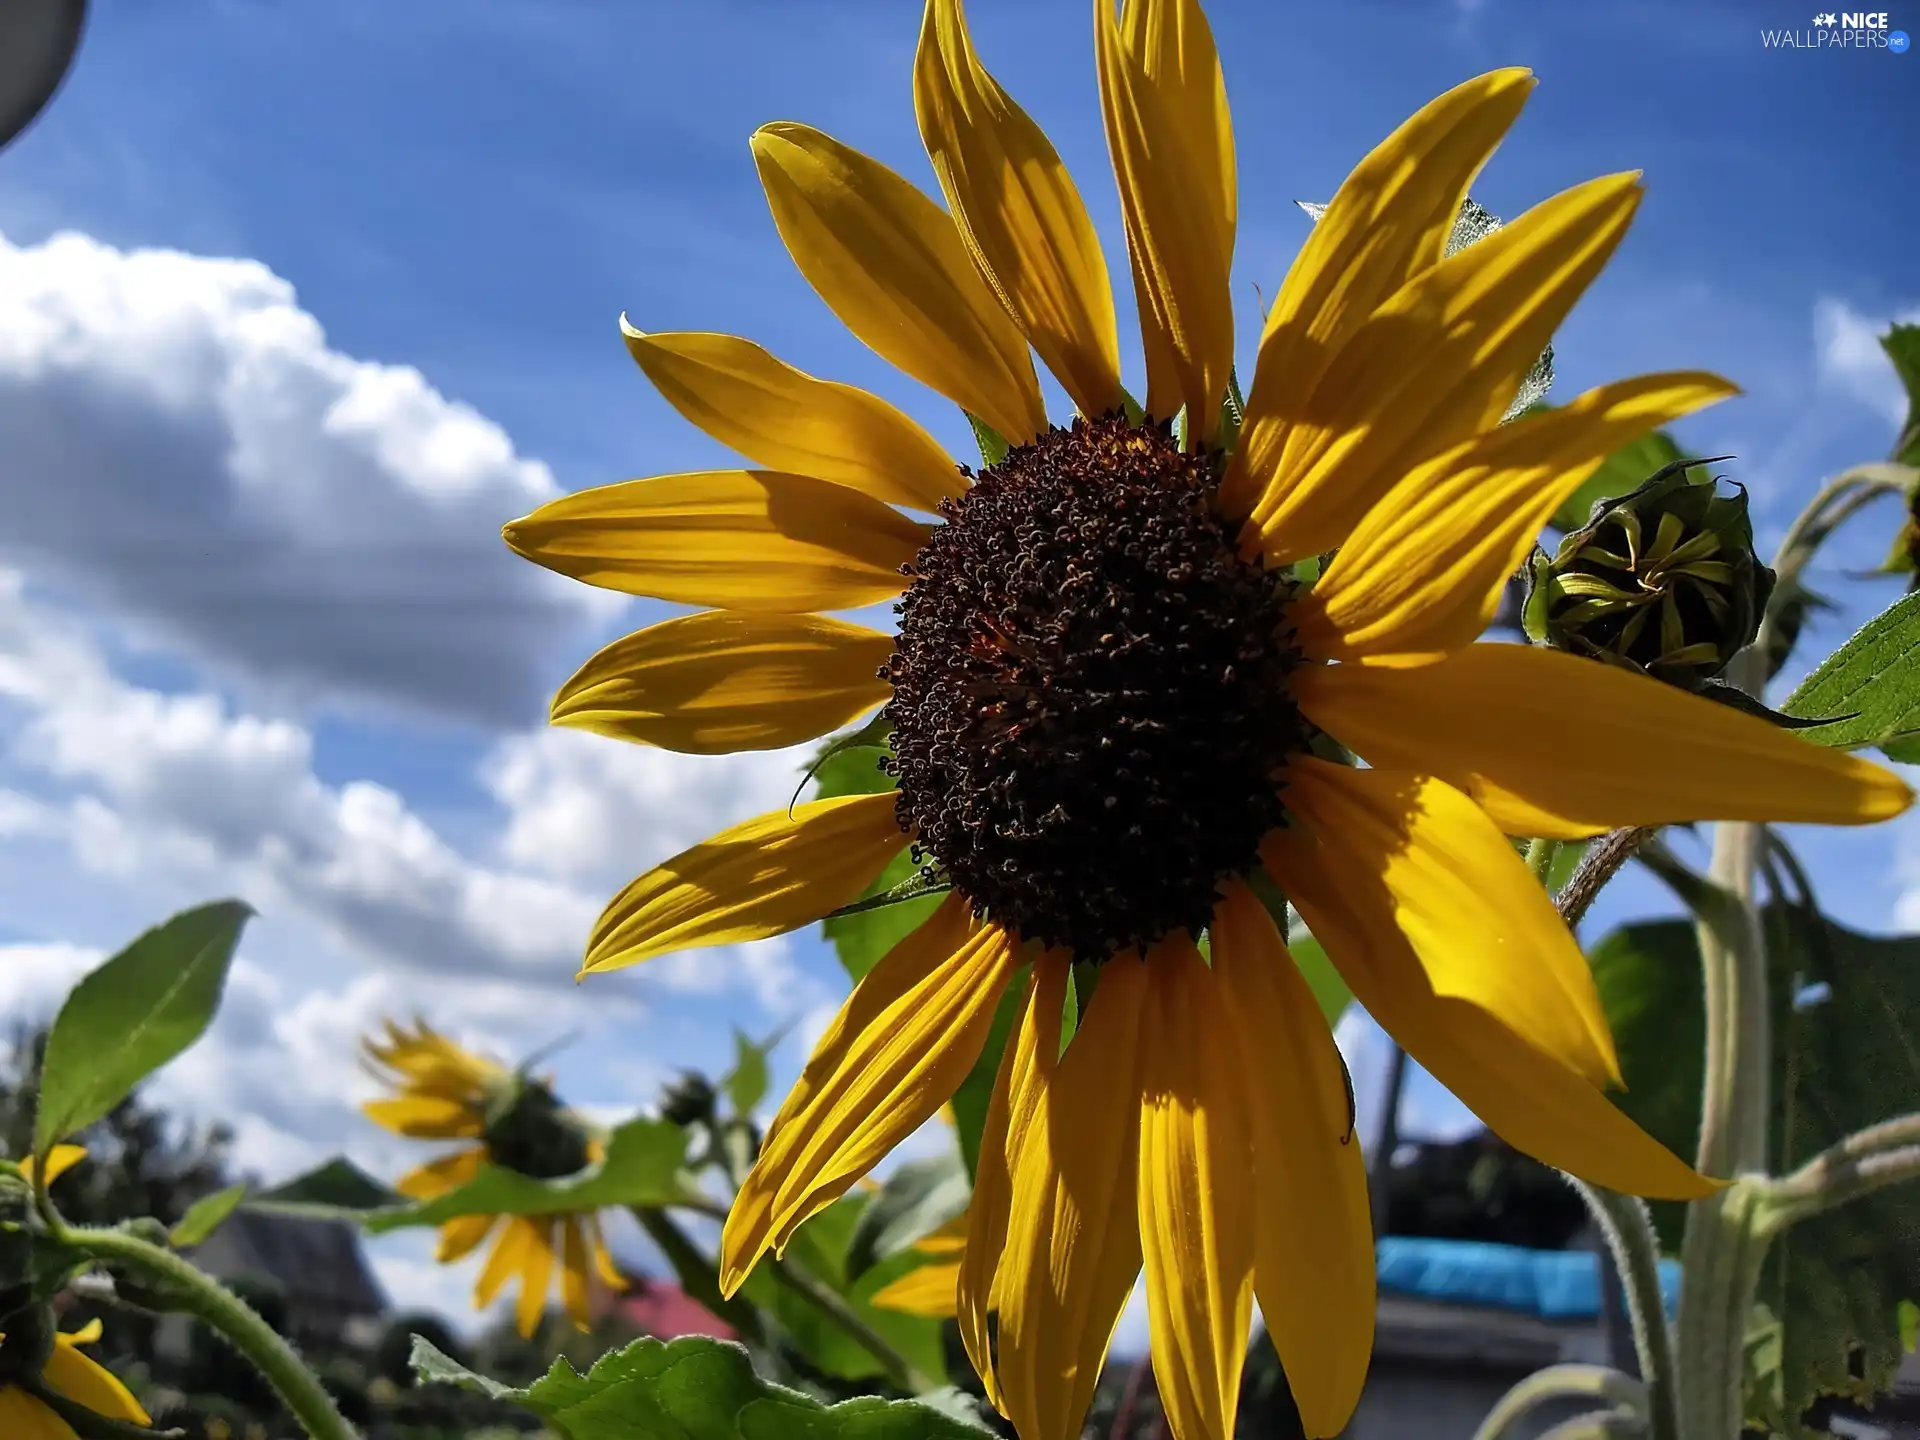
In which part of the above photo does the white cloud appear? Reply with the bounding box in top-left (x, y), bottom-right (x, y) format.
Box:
top-left (1814, 296), bottom-right (1920, 429)
top-left (0, 228), bottom-right (617, 728)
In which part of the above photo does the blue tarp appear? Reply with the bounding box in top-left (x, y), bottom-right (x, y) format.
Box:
top-left (1375, 1237), bottom-right (1682, 1320)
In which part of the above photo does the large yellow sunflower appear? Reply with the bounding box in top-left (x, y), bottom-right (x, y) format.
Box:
top-left (502, 1), bottom-right (1910, 1434)
top-left (0, 1320), bottom-right (151, 1440)
top-left (361, 1020), bottom-right (624, 1337)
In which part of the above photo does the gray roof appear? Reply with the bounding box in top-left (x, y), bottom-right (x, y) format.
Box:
top-left (187, 1210), bottom-right (387, 1317)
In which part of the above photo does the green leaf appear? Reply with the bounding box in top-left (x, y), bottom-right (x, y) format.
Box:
top-left (964, 414), bottom-right (1009, 469)
top-left (247, 1157), bottom-right (405, 1221)
top-left (1591, 904), bottom-right (1920, 1417)
top-left (948, 974), bottom-right (1025, 1179)
top-left (739, 1192), bottom-right (948, 1387)
top-left (812, 733), bottom-right (940, 985)
top-left (366, 1117), bottom-right (690, 1233)
top-left (1780, 589), bottom-right (1920, 756)
top-left (846, 1151), bottom-right (969, 1281)
top-left (34, 900), bottom-right (253, 1152)
top-left (723, 1028), bottom-right (771, 1118)
top-left (169, 1183), bottom-right (247, 1248)
top-left (1884, 323), bottom-right (1920, 468)
top-left (413, 1334), bottom-right (991, 1439)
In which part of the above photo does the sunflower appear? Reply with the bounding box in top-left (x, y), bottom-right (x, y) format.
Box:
top-left (361, 1020), bottom-right (624, 1337)
top-left (0, 1319), bottom-right (151, 1440)
top-left (501, 0), bottom-right (1910, 1434)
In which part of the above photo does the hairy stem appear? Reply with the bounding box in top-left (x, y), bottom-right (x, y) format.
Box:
top-left (1554, 827), bottom-right (1656, 929)
top-left (1762, 1113), bottom-right (1920, 1222)
top-left (765, 1255), bottom-right (935, 1394)
top-left (1569, 1181), bottom-right (1679, 1440)
top-left (57, 1224), bottom-right (357, 1440)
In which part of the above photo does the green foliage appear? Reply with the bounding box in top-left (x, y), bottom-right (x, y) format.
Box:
top-left (739, 1193), bottom-right (947, 1387)
top-left (1549, 430), bottom-right (1703, 534)
top-left (965, 414), bottom-right (1009, 468)
top-left (414, 1333), bottom-right (993, 1439)
top-left (812, 736), bottom-right (940, 987)
top-left (845, 1152), bottom-right (968, 1282)
top-left (168, 1182), bottom-right (247, 1247)
top-left (1883, 323), bottom-right (1920, 468)
top-left (1590, 904), bottom-right (1920, 1422)
top-left (367, 1117), bottom-right (690, 1233)
top-left (723, 1029), bottom-right (773, 1119)
top-left (1782, 590), bottom-right (1920, 759)
top-left (34, 901), bottom-right (252, 1152)
top-left (1282, 934), bottom-right (1353, 1028)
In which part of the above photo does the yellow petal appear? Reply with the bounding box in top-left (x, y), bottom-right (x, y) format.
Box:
top-left (1296, 644), bottom-right (1914, 839)
top-left (996, 954), bottom-right (1148, 1440)
top-left (1296, 372), bottom-right (1738, 662)
top-left (1137, 935), bottom-right (1256, 1440)
top-left (588, 1215), bottom-right (628, 1291)
top-left (0, 1388), bottom-right (78, 1440)
top-left (621, 325), bottom-right (965, 513)
top-left (21, 1144), bottom-right (87, 1188)
top-left (1270, 757), bottom-right (1620, 1087)
top-left (502, 470), bottom-right (929, 614)
top-left (960, 957), bottom-right (1067, 1409)
top-left (516, 1218), bottom-right (556, 1338)
top-left (552, 611), bottom-right (894, 756)
top-left (361, 1095), bottom-right (483, 1140)
top-left (916, 1211), bottom-right (971, 1255)
top-left (395, 1146), bottom-right (486, 1201)
top-left (60, 1321), bottom-right (102, 1347)
top-left (960, 963), bottom-right (1058, 1405)
top-left (1209, 884), bottom-right (1374, 1438)
top-left (585, 792), bottom-right (908, 974)
top-left (1243, 172), bottom-right (1644, 566)
top-left (560, 1216), bottom-right (592, 1331)
top-left (719, 899), bottom-right (1015, 1293)
top-left (43, 1335), bottom-right (150, 1424)
top-left (915, 0), bottom-right (1122, 419)
top-left (752, 122), bottom-right (1046, 445)
top-left (1224, 70), bottom-right (1534, 517)
top-left (475, 1217), bottom-right (536, 1309)
top-left (1269, 776), bottom-right (1715, 1200)
top-left (870, 1257), bottom-right (962, 1317)
top-left (1095, 0), bottom-right (1234, 439)
top-left (436, 1212), bottom-right (498, 1264)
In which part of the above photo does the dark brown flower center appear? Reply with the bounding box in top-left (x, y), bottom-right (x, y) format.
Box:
top-left (882, 413), bottom-right (1306, 960)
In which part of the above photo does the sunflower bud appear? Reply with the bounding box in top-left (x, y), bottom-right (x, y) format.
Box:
top-left (658, 1072), bottom-right (718, 1129)
top-left (1875, 476), bottom-right (1920, 591)
top-left (1524, 457), bottom-right (1773, 687)
top-left (480, 1076), bottom-right (594, 1181)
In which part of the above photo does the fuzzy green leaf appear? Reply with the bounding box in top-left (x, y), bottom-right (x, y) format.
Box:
top-left (365, 1117), bottom-right (690, 1232)
top-left (413, 1334), bottom-right (991, 1438)
top-left (168, 1183), bottom-right (248, 1248)
top-left (723, 1028), bottom-right (771, 1119)
top-left (1781, 590), bottom-right (1920, 757)
top-left (812, 734), bottom-right (939, 986)
top-left (34, 901), bottom-right (253, 1152)
top-left (1591, 905), bottom-right (1920, 1421)
top-left (1285, 933), bottom-right (1354, 1027)
top-left (1884, 323), bottom-right (1920, 468)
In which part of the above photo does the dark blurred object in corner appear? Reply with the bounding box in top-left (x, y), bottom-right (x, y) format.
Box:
top-left (1382, 1131), bottom-right (1590, 1250)
top-left (0, 0), bottom-right (86, 152)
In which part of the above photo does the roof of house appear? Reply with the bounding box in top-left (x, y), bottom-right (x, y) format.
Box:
top-left (603, 1279), bottom-right (734, 1342)
top-left (186, 1210), bottom-right (387, 1318)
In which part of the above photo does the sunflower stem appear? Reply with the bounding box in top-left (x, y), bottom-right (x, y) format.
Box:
top-left (1553, 827), bottom-right (1656, 930)
top-left (53, 1223), bottom-right (358, 1440)
top-left (764, 1255), bottom-right (936, 1394)
top-left (1525, 836), bottom-right (1561, 884)
top-left (1567, 1180), bottom-right (1679, 1440)
top-left (1469, 1364), bottom-right (1646, 1440)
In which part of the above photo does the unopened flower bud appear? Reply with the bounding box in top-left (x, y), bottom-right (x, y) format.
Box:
top-left (658, 1072), bottom-right (717, 1129)
top-left (1525, 457), bottom-right (1773, 687)
top-left (480, 1076), bottom-right (593, 1181)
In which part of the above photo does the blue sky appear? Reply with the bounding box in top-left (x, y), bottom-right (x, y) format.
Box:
top-left (0, 0), bottom-right (1914, 1334)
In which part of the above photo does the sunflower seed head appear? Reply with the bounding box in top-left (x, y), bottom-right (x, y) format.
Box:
top-left (480, 1076), bottom-right (593, 1181)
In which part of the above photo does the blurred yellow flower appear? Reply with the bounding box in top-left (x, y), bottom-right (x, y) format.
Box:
top-left (0, 1319), bottom-right (150, 1439)
top-left (17, 1145), bottom-right (86, 1190)
top-left (361, 1020), bottom-right (624, 1337)
top-left (502, 0), bottom-right (1911, 1433)
top-left (869, 1212), bottom-right (967, 1319)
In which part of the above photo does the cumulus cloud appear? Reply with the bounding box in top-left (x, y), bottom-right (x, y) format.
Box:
top-left (0, 229), bottom-right (616, 728)
top-left (0, 570), bottom-right (808, 1010)
top-left (1814, 296), bottom-right (1920, 430)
